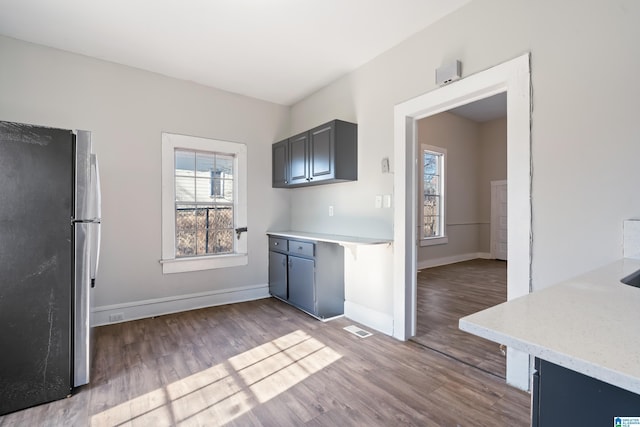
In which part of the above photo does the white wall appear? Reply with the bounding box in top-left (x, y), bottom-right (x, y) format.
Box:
top-left (0, 36), bottom-right (291, 322)
top-left (290, 0), bottom-right (640, 312)
top-left (478, 117), bottom-right (507, 251)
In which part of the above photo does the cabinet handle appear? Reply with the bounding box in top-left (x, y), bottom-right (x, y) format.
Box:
top-left (274, 242), bottom-right (278, 246)
top-left (298, 246), bottom-right (303, 250)
top-left (284, 180), bottom-right (288, 183)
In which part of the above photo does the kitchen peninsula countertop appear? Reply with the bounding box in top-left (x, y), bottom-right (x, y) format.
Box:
top-left (459, 258), bottom-right (640, 394)
top-left (267, 230), bottom-right (392, 246)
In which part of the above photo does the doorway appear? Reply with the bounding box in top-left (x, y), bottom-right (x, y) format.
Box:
top-left (392, 54), bottom-right (531, 390)
top-left (412, 96), bottom-right (508, 378)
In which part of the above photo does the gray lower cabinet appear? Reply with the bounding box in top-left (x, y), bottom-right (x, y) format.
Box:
top-left (532, 358), bottom-right (640, 426)
top-left (268, 235), bottom-right (344, 319)
top-left (268, 250), bottom-right (287, 300)
top-left (287, 256), bottom-right (315, 313)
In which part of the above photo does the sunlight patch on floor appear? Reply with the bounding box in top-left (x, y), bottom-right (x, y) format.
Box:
top-left (90, 329), bottom-right (342, 426)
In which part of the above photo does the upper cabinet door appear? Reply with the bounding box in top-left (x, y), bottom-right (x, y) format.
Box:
top-left (272, 139), bottom-right (289, 188)
top-left (309, 123), bottom-right (334, 182)
top-left (288, 131), bottom-right (308, 186)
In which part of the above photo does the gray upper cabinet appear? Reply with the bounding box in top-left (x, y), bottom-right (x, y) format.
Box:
top-left (288, 131), bottom-right (309, 186)
top-left (272, 119), bottom-right (357, 188)
top-left (272, 139), bottom-right (289, 188)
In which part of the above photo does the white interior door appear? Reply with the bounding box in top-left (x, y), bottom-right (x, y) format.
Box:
top-left (491, 180), bottom-right (508, 260)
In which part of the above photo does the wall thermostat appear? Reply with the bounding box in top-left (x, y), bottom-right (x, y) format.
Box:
top-left (381, 157), bottom-right (390, 173)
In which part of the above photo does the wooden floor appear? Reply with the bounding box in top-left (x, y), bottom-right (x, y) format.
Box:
top-left (0, 297), bottom-right (529, 426)
top-left (413, 259), bottom-right (507, 379)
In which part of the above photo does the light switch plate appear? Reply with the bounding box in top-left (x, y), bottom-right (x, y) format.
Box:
top-left (383, 195), bottom-right (392, 208)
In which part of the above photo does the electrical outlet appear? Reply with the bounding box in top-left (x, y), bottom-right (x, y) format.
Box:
top-left (328, 205), bottom-right (334, 216)
top-left (375, 195), bottom-right (383, 209)
top-left (109, 313), bottom-right (124, 322)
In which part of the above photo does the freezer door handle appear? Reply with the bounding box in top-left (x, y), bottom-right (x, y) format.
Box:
top-left (90, 153), bottom-right (101, 284)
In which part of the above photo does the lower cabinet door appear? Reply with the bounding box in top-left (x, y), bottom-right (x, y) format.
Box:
top-left (268, 251), bottom-right (287, 300)
top-left (288, 256), bottom-right (315, 314)
top-left (535, 358), bottom-right (640, 426)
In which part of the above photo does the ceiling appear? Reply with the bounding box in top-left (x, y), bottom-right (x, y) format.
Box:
top-left (0, 0), bottom-right (470, 106)
top-left (448, 92), bottom-right (507, 122)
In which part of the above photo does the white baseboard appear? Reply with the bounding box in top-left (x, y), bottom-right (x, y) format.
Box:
top-left (92, 284), bottom-right (270, 326)
top-left (344, 301), bottom-right (394, 336)
top-left (417, 252), bottom-right (492, 270)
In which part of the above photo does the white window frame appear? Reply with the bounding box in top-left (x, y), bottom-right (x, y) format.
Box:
top-left (419, 144), bottom-right (448, 247)
top-left (161, 132), bottom-right (248, 274)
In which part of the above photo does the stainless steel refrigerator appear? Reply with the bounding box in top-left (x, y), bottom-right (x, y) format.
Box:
top-left (0, 121), bottom-right (101, 415)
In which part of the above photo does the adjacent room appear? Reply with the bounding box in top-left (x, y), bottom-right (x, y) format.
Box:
top-left (414, 94), bottom-right (509, 379)
top-left (1, 0), bottom-right (640, 425)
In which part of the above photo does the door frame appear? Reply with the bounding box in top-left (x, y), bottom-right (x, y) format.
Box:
top-left (491, 179), bottom-right (508, 260)
top-left (392, 53), bottom-right (532, 390)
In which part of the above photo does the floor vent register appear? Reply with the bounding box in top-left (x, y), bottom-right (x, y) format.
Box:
top-left (343, 325), bottom-right (373, 338)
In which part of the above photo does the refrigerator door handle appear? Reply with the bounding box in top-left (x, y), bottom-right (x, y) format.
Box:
top-left (90, 153), bottom-right (101, 286)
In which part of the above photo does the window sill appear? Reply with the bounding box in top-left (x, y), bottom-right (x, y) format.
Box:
top-left (161, 253), bottom-right (248, 274)
top-left (420, 236), bottom-right (449, 247)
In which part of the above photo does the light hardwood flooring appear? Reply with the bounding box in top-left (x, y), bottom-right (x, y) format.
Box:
top-left (0, 297), bottom-right (529, 426)
top-left (413, 259), bottom-right (508, 379)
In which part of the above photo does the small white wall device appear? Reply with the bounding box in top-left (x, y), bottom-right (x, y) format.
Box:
top-left (435, 60), bottom-right (461, 86)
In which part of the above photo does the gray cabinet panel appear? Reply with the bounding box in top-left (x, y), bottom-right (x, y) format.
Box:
top-left (268, 251), bottom-right (288, 300)
top-left (288, 132), bottom-right (308, 185)
top-left (288, 240), bottom-right (314, 258)
top-left (272, 140), bottom-right (289, 187)
top-left (288, 256), bottom-right (315, 314)
top-left (533, 358), bottom-right (640, 426)
top-left (309, 123), bottom-right (333, 181)
top-left (269, 237), bottom-right (288, 251)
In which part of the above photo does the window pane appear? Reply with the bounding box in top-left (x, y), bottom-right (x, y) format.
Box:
top-left (212, 179), bottom-right (234, 203)
top-left (424, 152), bottom-right (439, 175)
top-left (176, 207), bottom-right (196, 230)
top-left (175, 150), bottom-right (195, 176)
top-left (213, 206), bottom-right (234, 229)
top-left (216, 155), bottom-right (234, 177)
top-left (196, 177), bottom-right (214, 202)
top-left (175, 176), bottom-right (195, 202)
top-left (196, 152), bottom-right (215, 173)
top-left (424, 175), bottom-right (440, 196)
top-left (209, 230), bottom-right (234, 254)
top-left (176, 229), bottom-right (196, 257)
top-left (424, 215), bottom-right (440, 238)
top-left (424, 195), bottom-right (440, 216)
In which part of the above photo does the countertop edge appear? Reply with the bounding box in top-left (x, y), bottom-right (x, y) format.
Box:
top-left (459, 258), bottom-right (640, 395)
top-left (459, 317), bottom-right (640, 395)
top-left (267, 230), bottom-right (392, 246)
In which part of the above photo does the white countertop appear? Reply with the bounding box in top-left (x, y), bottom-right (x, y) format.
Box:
top-left (459, 258), bottom-right (640, 394)
top-left (267, 230), bottom-right (392, 246)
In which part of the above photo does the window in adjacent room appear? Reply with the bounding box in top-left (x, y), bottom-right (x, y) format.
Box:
top-left (420, 144), bottom-right (448, 246)
top-left (161, 132), bottom-right (247, 274)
